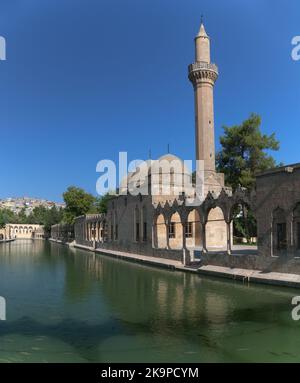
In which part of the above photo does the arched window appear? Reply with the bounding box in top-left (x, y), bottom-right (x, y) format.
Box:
top-left (293, 203), bottom-right (300, 252)
top-left (273, 207), bottom-right (287, 253)
top-left (134, 206), bottom-right (140, 242)
top-left (142, 206), bottom-right (147, 242)
top-left (168, 212), bottom-right (182, 249)
top-left (114, 211), bottom-right (118, 241)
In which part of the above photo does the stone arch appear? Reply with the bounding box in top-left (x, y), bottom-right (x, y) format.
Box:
top-left (186, 209), bottom-right (202, 248)
top-left (206, 206), bottom-right (227, 249)
top-left (229, 199), bottom-right (257, 244)
top-left (168, 211), bottom-right (182, 249)
top-left (155, 213), bottom-right (167, 249)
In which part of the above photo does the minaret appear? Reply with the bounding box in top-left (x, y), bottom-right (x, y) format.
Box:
top-left (188, 22), bottom-right (218, 173)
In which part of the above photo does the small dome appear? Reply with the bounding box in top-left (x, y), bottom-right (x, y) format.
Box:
top-left (153, 153), bottom-right (191, 175)
top-left (157, 153), bottom-right (182, 162)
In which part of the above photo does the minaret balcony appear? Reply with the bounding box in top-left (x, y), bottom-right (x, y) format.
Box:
top-left (188, 61), bottom-right (218, 74)
top-left (188, 61), bottom-right (218, 85)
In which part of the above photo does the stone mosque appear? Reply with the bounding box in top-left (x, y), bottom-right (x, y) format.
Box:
top-left (52, 22), bottom-right (300, 274)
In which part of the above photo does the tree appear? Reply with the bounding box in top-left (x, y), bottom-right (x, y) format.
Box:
top-left (63, 186), bottom-right (96, 224)
top-left (17, 208), bottom-right (28, 224)
top-left (216, 113), bottom-right (280, 243)
top-left (95, 193), bottom-right (115, 214)
top-left (27, 205), bottom-right (47, 224)
top-left (43, 206), bottom-right (64, 234)
top-left (0, 208), bottom-right (15, 228)
top-left (216, 113), bottom-right (280, 191)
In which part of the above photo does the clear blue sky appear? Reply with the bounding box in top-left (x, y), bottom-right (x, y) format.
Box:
top-left (0, 0), bottom-right (299, 201)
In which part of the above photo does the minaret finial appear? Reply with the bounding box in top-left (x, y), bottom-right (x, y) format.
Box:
top-left (197, 18), bottom-right (208, 38)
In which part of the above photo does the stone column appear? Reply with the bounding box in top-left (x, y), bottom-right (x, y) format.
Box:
top-left (88, 223), bottom-right (91, 241)
top-left (226, 221), bottom-right (232, 256)
top-left (165, 221), bottom-right (170, 250)
top-left (202, 222), bottom-right (207, 254)
top-left (152, 222), bottom-right (158, 249)
top-left (182, 221), bottom-right (189, 266)
top-left (182, 221), bottom-right (187, 250)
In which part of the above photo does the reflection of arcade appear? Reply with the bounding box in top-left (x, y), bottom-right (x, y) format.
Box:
top-left (61, 248), bottom-right (294, 346)
top-left (0, 239), bottom-right (45, 256)
top-left (63, 249), bottom-right (232, 330)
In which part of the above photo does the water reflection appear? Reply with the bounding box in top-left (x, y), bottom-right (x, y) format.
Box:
top-left (0, 240), bottom-right (299, 362)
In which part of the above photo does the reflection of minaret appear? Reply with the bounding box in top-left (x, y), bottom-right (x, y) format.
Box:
top-left (188, 22), bottom-right (218, 173)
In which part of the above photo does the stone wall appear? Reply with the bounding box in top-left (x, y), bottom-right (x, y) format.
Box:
top-left (201, 252), bottom-right (300, 274)
top-left (256, 164), bottom-right (300, 258)
top-left (51, 224), bottom-right (74, 243)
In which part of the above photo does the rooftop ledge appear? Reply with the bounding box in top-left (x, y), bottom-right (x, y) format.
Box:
top-left (256, 163), bottom-right (300, 178)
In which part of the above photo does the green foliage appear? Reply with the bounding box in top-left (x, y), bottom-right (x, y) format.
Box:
top-left (0, 187), bottom-right (116, 233)
top-left (27, 205), bottom-right (64, 235)
top-left (63, 186), bottom-right (96, 224)
top-left (95, 193), bottom-right (115, 214)
top-left (0, 208), bottom-right (16, 228)
top-left (232, 205), bottom-right (257, 243)
top-left (216, 113), bottom-right (280, 191)
top-left (0, 205), bottom-right (64, 235)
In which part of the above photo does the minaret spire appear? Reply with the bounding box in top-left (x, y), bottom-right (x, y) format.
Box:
top-left (197, 15), bottom-right (208, 38)
top-left (188, 21), bottom-right (218, 172)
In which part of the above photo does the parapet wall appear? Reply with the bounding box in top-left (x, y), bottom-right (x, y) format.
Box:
top-left (201, 252), bottom-right (300, 274)
top-left (74, 236), bottom-right (184, 262)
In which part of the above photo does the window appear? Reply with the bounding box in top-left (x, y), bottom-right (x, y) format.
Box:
top-left (277, 223), bottom-right (287, 250)
top-left (297, 223), bottom-right (300, 250)
top-left (143, 222), bottom-right (147, 242)
top-left (185, 222), bottom-right (193, 238)
top-left (168, 222), bottom-right (175, 238)
top-left (136, 223), bottom-right (140, 242)
top-left (170, 169), bottom-right (174, 186)
top-left (111, 225), bottom-right (114, 241)
top-left (115, 224), bottom-right (118, 240)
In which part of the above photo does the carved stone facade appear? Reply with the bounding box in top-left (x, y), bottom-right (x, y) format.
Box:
top-left (58, 23), bottom-right (300, 274)
top-left (73, 186), bottom-right (254, 265)
top-left (0, 224), bottom-right (44, 240)
top-left (71, 23), bottom-right (244, 265)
